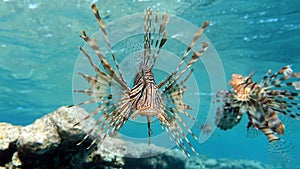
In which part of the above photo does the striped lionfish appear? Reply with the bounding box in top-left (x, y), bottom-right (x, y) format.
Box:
top-left (215, 65), bottom-right (300, 161)
top-left (74, 4), bottom-right (210, 156)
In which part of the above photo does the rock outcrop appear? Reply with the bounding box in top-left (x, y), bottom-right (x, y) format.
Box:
top-left (0, 106), bottom-right (286, 169)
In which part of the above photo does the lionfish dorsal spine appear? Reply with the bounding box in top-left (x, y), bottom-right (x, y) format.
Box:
top-left (79, 30), bottom-right (128, 90)
top-left (143, 8), bottom-right (169, 69)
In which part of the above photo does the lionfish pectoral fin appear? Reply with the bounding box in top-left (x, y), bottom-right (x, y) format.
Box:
top-left (91, 4), bottom-right (127, 85)
top-left (157, 113), bottom-right (192, 157)
top-left (161, 98), bottom-right (199, 155)
top-left (79, 29), bottom-right (128, 90)
top-left (214, 98), bottom-right (243, 131)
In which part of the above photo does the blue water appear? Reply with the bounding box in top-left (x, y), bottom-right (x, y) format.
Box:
top-left (1, 0), bottom-right (300, 167)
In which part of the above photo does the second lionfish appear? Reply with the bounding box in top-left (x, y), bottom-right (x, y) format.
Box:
top-left (74, 4), bottom-right (210, 156)
top-left (215, 65), bottom-right (300, 162)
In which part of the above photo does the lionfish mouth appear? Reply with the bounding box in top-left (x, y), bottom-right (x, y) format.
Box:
top-left (132, 107), bottom-right (162, 119)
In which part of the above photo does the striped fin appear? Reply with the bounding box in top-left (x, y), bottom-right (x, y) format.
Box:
top-left (157, 72), bottom-right (175, 89)
top-left (260, 127), bottom-right (281, 143)
top-left (143, 8), bottom-right (152, 65)
top-left (75, 74), bottom-right (130, 148)
top-left (263, 66), bottom-right (300, 120)
top-left (213, 90), bottom-right (245, 130)
top-left (151, 10), bottom-right (159, 45)
top-left (261, 65), bottom-right (300, 89)
top-left (174, 42), bottom-right (208, 81)
top-left (265, 111), bottom-right (285, 135)
top-left (261, 127), bottom-right (296, 165)
top-left (173, 21), bottom-right (209, 75)
top-left (91, 4), bottom-right (127, 86)
top-left (158, 21), bottom-right (209, 95)
top-left (92, 97), bottom-right (132, 146)
top-left (165, 106), bottom-right (196, 136)
top-left (163, 42), bottom-right (208, 94)
top-left (157, 69), bottom-right (199, 156)
top-left (268, 94), bottom-right (300, 119)
top-left (151, 31), bottom-right (167, 69)
top-left (163, 81), bottom-right (188, 113)
top-left (75, 4), bottom-right (133, 148)
top-left (159, 115), bottom-right (191, 156)
top-left (159, 82), bottom-right (198, 156)
top-left (80, 31), bottom-right (128, 90)
top-left (158, 110), bottom-right (198, 157)
top-left (247, 105), bottom-right (285, 142)
top-left (143, 8), bottom-right (168, 68)
top-left (160, 27), bottom-right (209, 94)
top-left (77, 93), bottom-right (132, 148)
top-left (75, 46), bottom-right (127, 105)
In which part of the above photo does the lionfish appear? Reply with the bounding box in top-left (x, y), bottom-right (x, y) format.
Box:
top-left (73, 4), bottom-right (209, 157)
top-left (215, 65), bottom-right (300, 162)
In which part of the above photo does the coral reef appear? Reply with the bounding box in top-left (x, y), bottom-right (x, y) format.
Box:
top-left (0, 106), bottom-right (286, 169)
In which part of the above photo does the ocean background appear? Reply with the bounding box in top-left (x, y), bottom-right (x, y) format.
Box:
top-left (1, 0), bottom-right (300, 167)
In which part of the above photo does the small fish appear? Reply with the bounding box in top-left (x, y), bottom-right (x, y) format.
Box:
top-left (74, 4), bottom-right (209, 157)
top-left (215, 65), bottom-right (300, 162)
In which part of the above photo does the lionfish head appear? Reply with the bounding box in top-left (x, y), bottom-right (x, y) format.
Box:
top-left (228, 73), bottom-right (254, 89)
top-left (228, 74), bottom-right (247, 88)
top-left (133, 63), bottom-right (154, 85)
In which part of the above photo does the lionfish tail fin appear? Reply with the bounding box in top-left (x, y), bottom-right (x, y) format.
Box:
top-left (268, 139), bottom-right (296, 166)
